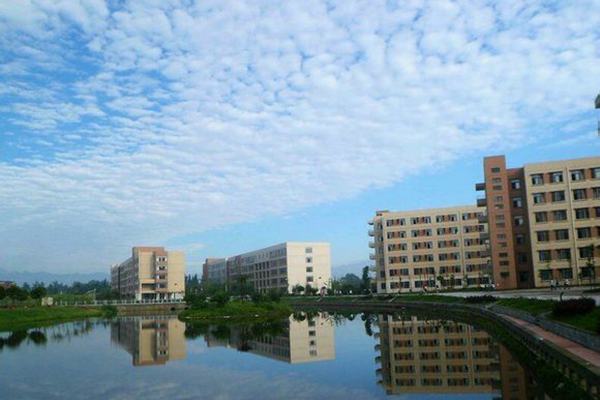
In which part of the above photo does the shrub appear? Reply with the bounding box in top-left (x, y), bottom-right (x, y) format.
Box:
top-left (552, 298), bottom-right (595, 317)
top-left (251, 292), bottom-right (264, 304)
top-left (210, 291), bottom-right (230, 307)
top-left (267, 290), bottom-right (282, 303)
top-left (465, 295), bottom-right (497, 304)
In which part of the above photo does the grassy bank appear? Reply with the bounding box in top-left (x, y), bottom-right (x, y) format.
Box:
top-left (179, 301), bottom-right (293, 321)
top-left (0, 307), bottom-right (109, 332)
top-left (496, 298), bottom-right (555, 315)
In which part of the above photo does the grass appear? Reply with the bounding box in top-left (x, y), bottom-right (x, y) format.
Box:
top-left (0, 307), bottom-right (106, 332)
top-left (496, 298), bottom-right (555, 315)
top-left (550, 309), bottom-right (600, 333)
top-left (179, 301), bottom-right (293, 320)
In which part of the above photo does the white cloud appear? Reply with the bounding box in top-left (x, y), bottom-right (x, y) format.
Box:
top-left (0, 0), bottom-right (599, 272)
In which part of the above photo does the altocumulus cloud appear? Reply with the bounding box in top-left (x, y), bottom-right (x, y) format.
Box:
top-left (0, 0), bottom-right (599, 271)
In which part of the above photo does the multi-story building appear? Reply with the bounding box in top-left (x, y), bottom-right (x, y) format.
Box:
top-left (110, 247), bottom-right (185, 300)
top-left (204, 312), bottom-right (335, 364)
top-left (369, 206), bottom-right (491, 294)
top-left (375, 315), bottom-right (501, 395)
top-left (477, 156), bottom-right (600, 289)
top-left (202, 242), bottom-right (331, 294)
top-left (111, 316), bottom-right (185, 366)
top-left (203, 258), bottom-right (227, 284)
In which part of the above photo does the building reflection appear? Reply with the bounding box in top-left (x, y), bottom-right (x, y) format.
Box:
top-left (111, 316), bottom-right (186, 366)
top-left (205, 312), bottom-right (335, 364)
top-left (374, 314), bottom-right (547, 399)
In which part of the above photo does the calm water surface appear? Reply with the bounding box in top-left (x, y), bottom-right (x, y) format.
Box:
top-left (0, 312), bottom-right (551, 400)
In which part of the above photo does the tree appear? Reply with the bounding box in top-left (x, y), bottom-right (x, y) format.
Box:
top-left (211, 291), bottom-right (230, 307)
top-left (361, 266), bottom-right (372, 293)
top-left (30, 285), bottom-right (47, 300)
top-left (6, 285), bottom-right (28, 301)
top-left (292, 285), bottom-right (305, 295)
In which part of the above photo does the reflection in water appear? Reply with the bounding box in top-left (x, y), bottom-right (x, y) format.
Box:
top-left (202, 312), bottom-right (335, 364)
top-left (0, 320), bottom-right (95, 351)
top-left (111, 316), bottom-right (186, 366)
top-left (374, 314), bottom-right (547, 399)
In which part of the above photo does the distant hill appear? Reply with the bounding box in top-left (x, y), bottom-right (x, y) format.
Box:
top-left (0, 268), bottom-right (108, 286)
top-left (332, 260), bottom-right (371, 279)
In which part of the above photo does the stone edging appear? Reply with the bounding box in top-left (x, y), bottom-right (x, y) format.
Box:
top-left (490, 304), bottom-right (600, 353)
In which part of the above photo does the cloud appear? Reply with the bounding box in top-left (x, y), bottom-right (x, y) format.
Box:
top-left (0, 0), bottom-right (599, 271)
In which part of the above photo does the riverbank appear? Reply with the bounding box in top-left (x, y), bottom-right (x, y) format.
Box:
top-left (0, 306), bottom-right (110, 332)
top-left (287, 297), bottom-right (599, 400)
top-left (179, 301), bottom-right (293, 321)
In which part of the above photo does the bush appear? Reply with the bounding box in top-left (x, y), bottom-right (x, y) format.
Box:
top-left (465, 295), bottom-right (497, 304)
top-left (552, 298), bottom-right (595, 317)
top-left (211, 291), bottom-right (230, 307)
top-left (251, 292), bottom-right (264, 304)
top-left (267, 290), bottom-right (282, 303)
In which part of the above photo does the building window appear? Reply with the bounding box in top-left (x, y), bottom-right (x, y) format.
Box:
top-left (550, 172), bottom-right (563, 183)
top-left (579, 246), bottom-right (594, 258)
top-left (495, 214), bottom-right (505, 221)
top-left (494, 196), bottom-right (503, 202)
top-left (305, 247), bottom-right (313, 253)
top-left (571, 170), bottom-right (584, 181)
top-left (552, 210), bottom-right (567, 221)
top-left (534, 212), bottom-right (548, 223)
top-left (512, 197), bottom-right (523, 208)
top-left (593, 168), bottom-right (600, 179)
top-left (306, 276), bottom-right (314, 283)
top-left (510, 179), bottom-right (521, 189)
top-left (575, 208), bottom-right (590, 220)
top-left (555, 229), bottom-right (569, 241)
top-left (494, 204), bottom-right (504, 210)
top-left (491, 167), bottom-right (501, 173)
top-left (514, 216), bottom-right (524, 226)
top-left (577, 227), bottom-right (592, 239)
top-left (380, 282), bottom-right (386, 290)
top-left (573, 189), bottom-right (587, 200)
top-left (538, 250), bottom-right (551, 262)
top-left (531, 174), bottom-right (544, 185)
top-left (306, 267), bottom-right (313, 273)
top-left (551, 191), bottom-right (565, 202)
top-left (492, 178), bottom-right (502, 183)
top-left (533, 193), bottom-right (546, 204)
top-left (594, 187), bottom-right (600, 198)
top-left (540, 270), bottom-right (552, 281)
top-left (536, 231), bottom-right (549, 242)
top-left (515, 234), bottom-right (525, 245)
top-left (557, 249), bottom-right (571, 260)
top-left (306, 257), bottom-right (313, 263)
top-left (493, 185), bottom-right (502, 191)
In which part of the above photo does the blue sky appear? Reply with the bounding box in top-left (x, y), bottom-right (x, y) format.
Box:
top-left (0, 0), bottom-right (599, 276)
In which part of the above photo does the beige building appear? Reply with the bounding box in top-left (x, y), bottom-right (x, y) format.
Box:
top-left (203, 242), bottom-right (331, 294)
top-left (477, 156), bottom-right (600, 289)
top-left (375, 315), bottom-right (501, 395)
top-left (111, 247), bottom-right (185, 300)
top-left (111, 316), bottom-right (186, 366)
top-left (204, 258), bottom-right (228, 285)
top-left (205, 312), bottom-right (335, 364)
top-left (369, 206), bottom-right (491, 294)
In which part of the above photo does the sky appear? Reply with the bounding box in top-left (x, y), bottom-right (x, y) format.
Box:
top-left (0, 0), bottom-right (599, 277)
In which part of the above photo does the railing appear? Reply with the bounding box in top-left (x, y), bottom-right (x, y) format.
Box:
top-left (53, 299), bottom-right (185, 307)
top-left (367, 229), bottom-right (375, 236)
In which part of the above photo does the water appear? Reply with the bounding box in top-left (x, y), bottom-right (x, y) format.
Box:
top-left (0, 312), bottom-right (551, 400)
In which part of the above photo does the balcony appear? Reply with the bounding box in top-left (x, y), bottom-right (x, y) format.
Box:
top-left (475, 182), bottom-right (485, 191)
top-left (375, 356), bottom-right (381, 363)
top-left (367, 219), bottom-right (374, 225)
top-left (476, 197), bottom-right (487, 207)
top-left (478, 214), bottom-right (488, 223)
top-left (368, 241), bottom-right (375, 248)
top-left (480, 232), bottom-right (490, 241)
top-left (369, 253), bottom-right (377, 260)
top-left (368, 229), bottom-right (375, 236)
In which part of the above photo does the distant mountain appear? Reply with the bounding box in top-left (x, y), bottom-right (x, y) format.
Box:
top-left (0, 268), bottom-right (108, 286)
top-left (332, 260), bottom-right (372, 279)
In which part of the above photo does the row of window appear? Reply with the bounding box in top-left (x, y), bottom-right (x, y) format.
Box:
top-left (384, 213), bottom-right (483, 227)
top-left (385, 225), bottom-right (486, 238)
top-left (385, 264), bottom-right (487, 276)
top-left (533, 188), bottom-right (600, 204)
top-left (535, 207), bottom-right (600, 223)
top-left (538, 245), bottom-right (597, 261)
top-left (386, 239), bottom-right (484, 251)
top-left (536, 227), bottom-right (597, 242)
top-left (389, 252), bottom-right (485, 264)
top-left (530, 168), bottom-right (600, 185)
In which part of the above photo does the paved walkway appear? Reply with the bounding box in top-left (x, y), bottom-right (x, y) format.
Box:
top-left (503, 314), bottom-right (600, 367)
top-left (442, 286), bottom-right (600, 304)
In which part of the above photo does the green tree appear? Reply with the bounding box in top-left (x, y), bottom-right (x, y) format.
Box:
top-left (30, 285), bottom-right (47, 300)
top-left (211, 291), bottom-right (230, 307)
top-left (361, 266), bottom-right (372, 293)
top-left (6, 285), bottom-right (28, 301)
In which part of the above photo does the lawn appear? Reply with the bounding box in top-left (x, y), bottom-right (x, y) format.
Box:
top-left (179, 301), bottom-right (293, 320)
top-left (496, 297), bottom-right (555, 315)
top-left (0, 307), bottom-right (105, 332)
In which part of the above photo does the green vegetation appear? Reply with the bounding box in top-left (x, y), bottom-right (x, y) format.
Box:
top-left (0, 307), bottom-right (107, 332)
top-left (180, 301), bottom-right (292, 320)
top-left (496, 297), bottom-right (555, 315)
